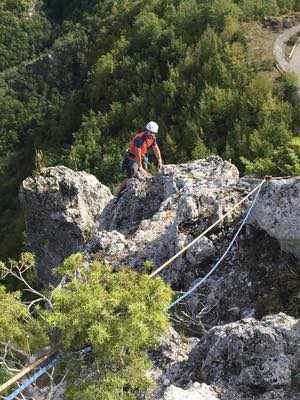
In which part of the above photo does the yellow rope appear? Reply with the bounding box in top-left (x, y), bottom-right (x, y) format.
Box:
top-left (0, 350), bottom-right (56, 394)
top-left (2, 174), bottom-right (294, 395)
top-left (150, 180), bottom-right (265, 278)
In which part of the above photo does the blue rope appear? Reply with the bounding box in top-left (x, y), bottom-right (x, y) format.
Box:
top-left (4, 346), bottom-right (92, 400)
top-left (4, 181), bottom-right (264, 399)
top-left (5, 358), bottom-right (60, 400)
top-left (168, 180), bottom-right (264, 310)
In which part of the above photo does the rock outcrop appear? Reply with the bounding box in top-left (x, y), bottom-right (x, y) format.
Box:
top-left (149, 327), bottom-right (200, 398)
top-left (20, 159), bottom-right (300, 309)
top-left (199, 313), bottom-right (299, 389)
top-left (88, 156), bottom-right (245, 286)
top-left (20, 166), bottom-right (112, 282)
top-left (155, 314), bottom-right (300, 400)
top-left (195, 313), bottom-right (300, 400)
top-left (19, 158), bottom-right (300, 400)
top-left (249, 178), bottom-right (300, 261)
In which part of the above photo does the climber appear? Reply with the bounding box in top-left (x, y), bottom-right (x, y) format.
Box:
top-left (117, 121), bottom-right (163, 195)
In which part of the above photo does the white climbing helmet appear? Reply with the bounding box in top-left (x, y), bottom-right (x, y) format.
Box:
top-left (146, 121), bottom-right (159, 134)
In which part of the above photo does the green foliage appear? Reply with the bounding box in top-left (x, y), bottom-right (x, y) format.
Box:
top-left (235, 0), bottom-right (296, 20)
top-left (0, 365), bottom-right (10, 386)
top-left (0, 286), bottom-right (29, 344)
top-left (1, 0), bottom-right (300, 258)
top-left (0, 284), bottom-right (48, 354)
top-left (277, 72), bottom-right (299, 104)
top-left (242, 140), bottom-right (300, 176)
top-left (0, 0), bottom-right (51, 71)
top-left (0, 253), bottom-right (172, 399)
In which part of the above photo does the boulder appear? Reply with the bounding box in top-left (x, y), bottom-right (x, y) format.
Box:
top-left (249, 178), bottom-right (300, 260)
top-left (198, 313), bottom-right (300, 392)
top-left (19, 157), bottom-right (259, 287)
top-left (20, 166), bottom-right (112, 282)
top-left (186, 237), bottom-right (216, 266)
top-left (149, 327), bottom-right (200, 399)
top-left (100, 175), bottom-right (171, 234)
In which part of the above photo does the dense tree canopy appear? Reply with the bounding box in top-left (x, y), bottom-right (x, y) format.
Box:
top-left (0, 2), bottom-right (300, 398)
top-left (0, 0), bottom-right (51, 70)
top-left (0, 0), bottom-right (300, 258)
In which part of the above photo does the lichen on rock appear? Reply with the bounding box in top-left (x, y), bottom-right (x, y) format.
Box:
top-left (20, 166), bottom-right (112, 282)
top-left (249, 178), bottom-right (300, 261)
top-left (19, 157), bottom-right (300, 400)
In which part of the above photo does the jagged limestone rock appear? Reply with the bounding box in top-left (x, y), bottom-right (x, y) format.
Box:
top-left (92, 156), bottom-right (241, 282)
top-left (238, 355), bottom-right (291, 387)
top-left (249, 178), bottom-right (300, 260)
top-left (198, 313), bottom-right (300, 392)
top-left (100, 156), bottom-right (240, 233)
top-left (20, 166), bottom-right (112, 282)
top-left (149, 327), bottom-right (200, 399)
top-left (19, 159), bottom-right (300, 400)
top-left (162, 383), bottom-right (219, 400)
top-left (186, 237), bottom-right (216, 266)
top-left (20, 157), bottom-right (242, 284)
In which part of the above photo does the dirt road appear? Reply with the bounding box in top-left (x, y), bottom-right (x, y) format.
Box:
top-left (274, 24), bottom-right (300, 91)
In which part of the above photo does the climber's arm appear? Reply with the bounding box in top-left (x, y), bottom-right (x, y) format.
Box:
top-left (153, 145), bottom-right (163, 169)
top-left (134, 147), bottom-right (148, 176)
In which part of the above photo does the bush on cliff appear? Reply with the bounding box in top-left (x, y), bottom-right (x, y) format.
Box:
top-left (0, 253), bottom-right (172, 399)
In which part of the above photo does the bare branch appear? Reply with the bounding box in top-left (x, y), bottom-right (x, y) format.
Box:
top-left (0, 342), bottom-right (29, 363)
top-left (4, 263), bottom-right (53, 311)
top-left (17, 274), bottom-right (52, 310)
top-left (23, 298), bottom-right (46, 313)
top-left (0, 343), bottom-right (22, 373)
top-left (50, 276), bottom-right (67, 302)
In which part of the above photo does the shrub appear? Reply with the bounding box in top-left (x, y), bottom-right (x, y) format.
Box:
top-left (0, 253), bottom-right (172, 399)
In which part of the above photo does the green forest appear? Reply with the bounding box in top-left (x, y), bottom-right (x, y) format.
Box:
top-left (1, 0), bottom-right (300, 257)
top-left (1, 1), bottom-right (300, 398)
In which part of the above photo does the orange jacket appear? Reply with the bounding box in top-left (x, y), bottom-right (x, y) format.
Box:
top-left (127, 131), bottom-right (157, 159)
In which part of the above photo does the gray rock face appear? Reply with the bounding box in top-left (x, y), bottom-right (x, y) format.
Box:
top-left (155, 315), bottom-right (300, 400)
top-left (90, 156), bottom-right (242, 285)
top-left (186, 237), bottom-right (216, 266)
top-left (162, 383), bottom-right (219, 400)
top-left (149, 327), bottom-right (200, 398)
top-left (249, 178), bottom-right (300, 260)
top-left (20, 166), bottom-right (112, 282)
top-left (19, 159), bottom-right (300, 400)
top-left (100, 175), bottom-right (172, 234)
top-left (20, 157), bottom-right (243, 284)
top-left (198, 313), bottom-right (300, 393)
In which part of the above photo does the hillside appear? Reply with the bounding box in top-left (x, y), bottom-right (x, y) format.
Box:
top-left (1, 0), bottom-right (300, 259)
top-left (0, 2), bottom-right (300, 398)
